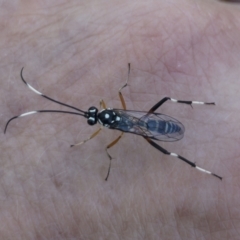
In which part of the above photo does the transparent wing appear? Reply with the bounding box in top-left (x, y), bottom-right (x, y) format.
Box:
top-left (111, 109), bottom-right (185, 142)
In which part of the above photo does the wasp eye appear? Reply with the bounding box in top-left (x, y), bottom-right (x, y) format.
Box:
top-left (88, 118), bottom-right (96, 125)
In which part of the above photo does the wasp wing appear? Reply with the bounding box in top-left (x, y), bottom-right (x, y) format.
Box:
top-left (110, 109), bottom-right (185, 142)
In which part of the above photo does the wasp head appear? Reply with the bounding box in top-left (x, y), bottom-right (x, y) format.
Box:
top-left (87, 106), bottom-right (98, 125)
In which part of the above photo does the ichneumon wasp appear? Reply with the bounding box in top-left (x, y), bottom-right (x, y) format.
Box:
top-left (4, 64), bottom-right (222, 181)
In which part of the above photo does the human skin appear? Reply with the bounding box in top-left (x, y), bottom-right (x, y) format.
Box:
top-left (0, 0), bottom-right (240, 239)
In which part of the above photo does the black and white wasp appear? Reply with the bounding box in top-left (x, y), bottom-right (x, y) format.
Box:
top-left (4, 64), bottom-right (222, 181)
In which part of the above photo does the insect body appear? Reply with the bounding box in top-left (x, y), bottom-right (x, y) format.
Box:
top-left (4, 64), bottom-right (222, 181)
top-left (98, 109), bottom-right (184, 141)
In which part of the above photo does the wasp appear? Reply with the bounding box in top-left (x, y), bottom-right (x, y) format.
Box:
top-left (4, 64), bottom-right (222, 181)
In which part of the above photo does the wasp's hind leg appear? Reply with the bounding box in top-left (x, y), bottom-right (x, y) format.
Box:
top-left (144, 137), bottom-right (222, 180)
top-left (148, 97), bottom-right (215, 113)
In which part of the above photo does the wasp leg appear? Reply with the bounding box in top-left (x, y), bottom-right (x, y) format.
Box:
top-left (148, 97), bottom-right (215, 113)
top-left (105, 132), bottom-right (124, 181)
top-left (70, 128), bottom-right (102, 147)
top-left (100, 99), bottom-right (106, 109)
top-left (144, 137), bottom-right (222, 180)
top-left (118, 63), bottom-right (131, 110)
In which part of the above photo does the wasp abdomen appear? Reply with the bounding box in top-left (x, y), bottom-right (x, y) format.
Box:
top-left (147, 120), bottom-right (181, 134)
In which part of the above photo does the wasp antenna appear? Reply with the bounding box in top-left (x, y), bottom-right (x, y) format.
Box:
top-left (4, 110), bottom-right (87, 134)
top-left (4, 116), bottom-right (18, 134)
top-left (20, 68), bottom-right (86, 113)
top-left (4, 111), bottom-right (38, 134)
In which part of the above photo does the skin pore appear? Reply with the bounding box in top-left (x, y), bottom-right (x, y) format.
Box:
top-left (1, 0), bottom-right (240, 239)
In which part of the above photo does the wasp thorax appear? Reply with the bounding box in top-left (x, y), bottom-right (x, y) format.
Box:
top-left (87, 106), bottom-right (98, 125)
top-left (98, 109), bottom-right (119, 127)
